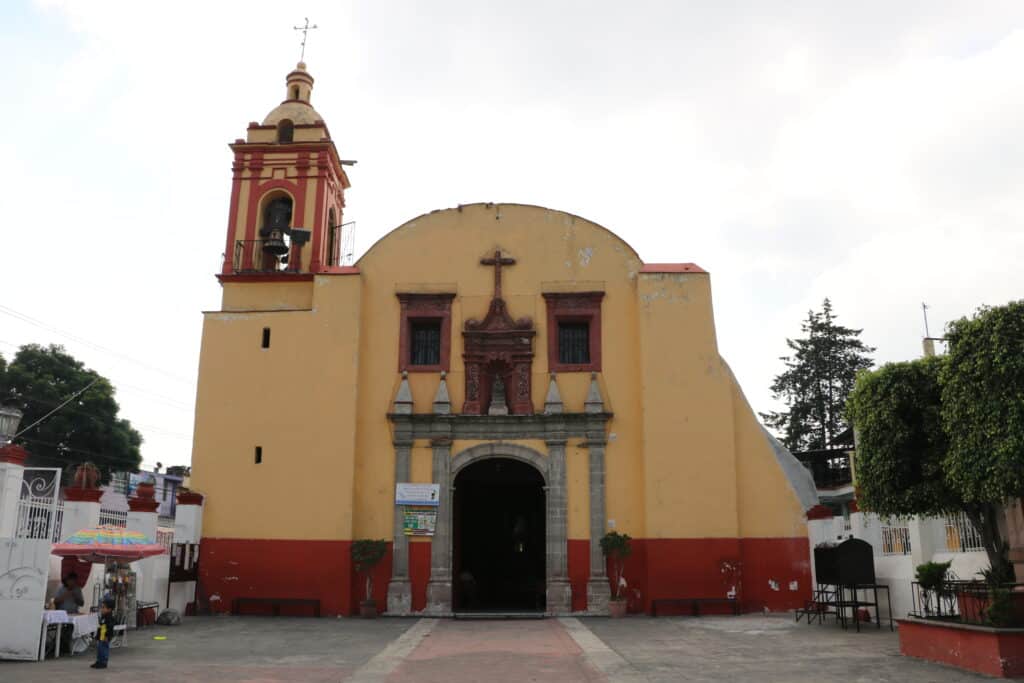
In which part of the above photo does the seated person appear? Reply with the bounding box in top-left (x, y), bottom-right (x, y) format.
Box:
top-left (53, 572), bottom-right (85, 614)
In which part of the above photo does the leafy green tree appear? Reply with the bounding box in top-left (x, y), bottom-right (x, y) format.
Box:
top-left (941, 301), bottom-right (1024, 572)
top-left (847, 357), bottom-right (954, 516)
top-left (0, 344), bottom-right (142, 482)
top-left (762, 299), bottom-right (875, 451)
top-left (848, 302), bottom-right (1024, 576)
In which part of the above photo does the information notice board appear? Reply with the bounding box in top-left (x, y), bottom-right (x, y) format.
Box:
top-left (403, 506), bottom-right (437, 536)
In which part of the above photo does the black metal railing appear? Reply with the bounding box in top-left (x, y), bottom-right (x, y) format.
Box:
top-left (798, 452), bottom-right (853, 489)
top-left (233, 240), bottom-right (289, 274)
top-left (910, 580), bottom-right (1024, 627)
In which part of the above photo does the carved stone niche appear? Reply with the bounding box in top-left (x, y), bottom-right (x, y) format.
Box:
top-left (462, 297), bottom-right (535, 415)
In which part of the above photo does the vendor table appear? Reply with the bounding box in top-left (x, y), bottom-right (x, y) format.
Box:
top-left (38, 611), bottom-right (98, 661)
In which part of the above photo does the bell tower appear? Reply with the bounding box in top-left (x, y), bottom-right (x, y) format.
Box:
top-left (219, 62), bottom-right (351, 278)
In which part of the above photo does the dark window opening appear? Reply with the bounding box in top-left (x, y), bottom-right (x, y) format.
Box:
top-left (261, 327), bottom-right (271, 349)
top-left (558, 322), bottom-right (590, 365)
top-left (277, 119), bottom-right (294, 143)
top-left (292, 86), bottom-right (300, 99)
top-left (410, 320), bottom-right (442, 366)
top-left (254, 446), bottom-right (263, 464)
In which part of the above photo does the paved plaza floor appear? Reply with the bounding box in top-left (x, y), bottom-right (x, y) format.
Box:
top-left (1, 614), bottom-right (989, 682)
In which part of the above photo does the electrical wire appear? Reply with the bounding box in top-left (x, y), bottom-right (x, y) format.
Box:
top-left (14, 377), bottom-right (101, 438)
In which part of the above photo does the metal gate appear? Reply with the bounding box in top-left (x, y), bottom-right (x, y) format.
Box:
top-left (0, 467), bottom-right (61, 660)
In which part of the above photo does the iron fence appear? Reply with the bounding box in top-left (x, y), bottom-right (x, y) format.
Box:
top-left (156, 527), bottom-right (175, 552)
top-left (16, 497), bottom-right (64, 541)
top-left (233, 239), bottom-right (290, 273)
top-left (98, 508), bottom-right (128, 528)
top-left (910, 580), bottom-right (1024, 627)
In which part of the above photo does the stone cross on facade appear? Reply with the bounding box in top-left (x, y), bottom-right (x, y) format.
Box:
top-left (480, 249), bottom-right (515, 299)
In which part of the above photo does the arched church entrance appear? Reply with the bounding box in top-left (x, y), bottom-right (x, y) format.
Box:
top-left (453, 458), bottom-right (546, 612)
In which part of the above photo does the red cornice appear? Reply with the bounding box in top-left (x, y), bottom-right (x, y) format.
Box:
top-left (217, 273), bottom-right (315, 284)
top-left (177, 490), bottom-right (204, 506)
top-left (64, 486), bottom-right (104, 503)
top-left (0, 444), bottom-right (28, 465)
top-left (640, 263), bottom-right (707, 274)
top-left (128, 497), bottom-right (160, 513)
top-left (317, 266), bottom-right (361, 275)
top-left (806, 504), bottom-right (835, 520)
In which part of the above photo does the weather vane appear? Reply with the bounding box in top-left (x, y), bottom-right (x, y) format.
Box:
top-left (293, 18), bottom-right (318, 62)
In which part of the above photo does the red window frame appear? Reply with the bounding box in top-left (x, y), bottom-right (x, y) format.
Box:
top-left (397, 293), bottom-right (454, 372)
top-left (542, 291), bottom-right (604, 373)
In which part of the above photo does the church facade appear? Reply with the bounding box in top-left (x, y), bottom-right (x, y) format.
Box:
top-left (190, 63), bottom-right (818, 616)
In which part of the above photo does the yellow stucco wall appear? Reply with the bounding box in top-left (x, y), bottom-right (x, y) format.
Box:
top-left (191, 203), bottom-right (808, 544)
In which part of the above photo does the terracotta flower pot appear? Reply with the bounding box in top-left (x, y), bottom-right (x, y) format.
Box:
top-left (609, 599), bottom-right (628, 618)
top-left (360, 600), bottom-right (378, 618)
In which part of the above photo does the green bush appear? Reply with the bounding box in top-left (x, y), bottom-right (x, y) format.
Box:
top-left (915, 560), bottom-right (953, 595)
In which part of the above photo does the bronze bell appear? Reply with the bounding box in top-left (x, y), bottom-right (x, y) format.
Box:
top-left (260, 198), bottom-right (292, 256)
top-left (262, 228), bottom-right (289, 256)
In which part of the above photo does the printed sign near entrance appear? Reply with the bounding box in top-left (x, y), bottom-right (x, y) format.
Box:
top-left (403, 506), bottom-right (437, 536)
top-left (395, 483), bottom-right (440, 506)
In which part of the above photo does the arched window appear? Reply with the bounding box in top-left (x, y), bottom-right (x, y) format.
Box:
top-left (292, 86), bottom-right (300, 100)
top-left (326, 208), bottom-right (338, 266)
top-left (277, 119), bottom-right (294, 144)
top-left (258, 193), bottom-right (293, 270)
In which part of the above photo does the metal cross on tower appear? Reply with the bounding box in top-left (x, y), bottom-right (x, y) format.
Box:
top-left (293, 18), bottom-right (318, 62)
top-left (481, 249), bottom-right (516, 300)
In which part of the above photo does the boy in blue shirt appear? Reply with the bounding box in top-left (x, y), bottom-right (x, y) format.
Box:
top-left (91, 597), bottom-right (116, 669)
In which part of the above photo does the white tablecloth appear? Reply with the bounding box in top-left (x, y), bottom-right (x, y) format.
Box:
top-left (42, 610), bottom-right (70, 625)
top-left (70, 613), bottom-right (98, 639)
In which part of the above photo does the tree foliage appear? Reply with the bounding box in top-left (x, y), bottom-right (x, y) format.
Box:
top-left (941, 301), bottom-right (1024, 504)
top-left (847, 301), bottom-right (1024, 576)
top-left (847, 357), bottom-right (954, 516)
top-left (0, 344), bottom-right (142, 482)
top-left (762, 299), bottom-right (875, 451)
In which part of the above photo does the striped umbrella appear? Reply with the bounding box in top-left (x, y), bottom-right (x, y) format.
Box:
top-left (52, 525), bottom-right (168, 562)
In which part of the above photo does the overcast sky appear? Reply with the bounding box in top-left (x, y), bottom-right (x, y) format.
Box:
top-left (1, 1), bottom-right (1021, 471)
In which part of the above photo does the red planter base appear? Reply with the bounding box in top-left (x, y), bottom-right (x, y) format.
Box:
top-left (898, 617), bottom-right (1024, 678)
top-left (360, 600), bottom-right (379, 618)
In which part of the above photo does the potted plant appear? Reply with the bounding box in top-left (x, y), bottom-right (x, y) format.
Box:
top-left (351, 539), bottom-right (388, 618)
top-left (600, 531), bottom-right (632, 618)
top-left (915, 560), bottom-right (952, 616)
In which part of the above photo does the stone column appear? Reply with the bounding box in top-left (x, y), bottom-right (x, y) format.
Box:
top-left (425, 438), bottom-right (452, 614)
top-left (586, 438), bottom-right (611, 612)
top-left (545, 439), bottom-right (572, 614)
top-left (0, 444), bottom-right (29, 538)
top-left (127, 481), bottom-right (161, 618)
top-left (168, 490), bottom-right (203, 615)
top-left (386, 439), bottom-right (413, 614)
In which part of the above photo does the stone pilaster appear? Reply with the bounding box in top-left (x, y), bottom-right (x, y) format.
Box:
top-left (586, 438), bottom-right (611, 613)
top-left (386, 439), bottom-right (413, 614)
top-left (425, 438), bottom-right (453, 614)
top-left (545, 438), bottom-right (572, 614)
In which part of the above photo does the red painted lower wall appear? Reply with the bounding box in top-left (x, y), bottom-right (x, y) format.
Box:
top-left (200, 536), bottom-right (809, 616)
top-left (410, 541), bottom-right (431, 612)
top-left (200, 538), bottom-right (354, 616)
top-left (898, 618), bottom-right (1024, 678)
top-left (568, 539), bottom-right (589, 612)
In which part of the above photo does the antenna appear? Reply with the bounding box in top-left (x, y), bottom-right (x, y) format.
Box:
top-left (922, 302), bottom-right (931, 338)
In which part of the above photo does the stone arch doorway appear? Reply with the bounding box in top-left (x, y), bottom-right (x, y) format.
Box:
top-left (452, 457), bottom-right (546, 612)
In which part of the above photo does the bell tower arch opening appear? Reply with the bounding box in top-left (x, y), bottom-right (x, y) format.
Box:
top-left (453, 457), bottom-right (546, 613)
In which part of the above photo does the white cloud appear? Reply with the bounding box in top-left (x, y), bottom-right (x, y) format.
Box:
top-left (2, 0), bottom-right (1022, 467)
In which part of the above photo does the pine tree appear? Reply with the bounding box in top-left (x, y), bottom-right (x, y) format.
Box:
top-left (761, 299), bottom-right (875, 451)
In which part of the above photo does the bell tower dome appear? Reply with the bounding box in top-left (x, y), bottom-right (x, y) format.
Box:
top-left (219, 62), bottom-right (351, 278)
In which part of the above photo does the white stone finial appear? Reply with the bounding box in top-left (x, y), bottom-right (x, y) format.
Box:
top-left (544, 373), bottom-right (564, 415)
top-left (393, 371), bottom-right (414, 414)
top-left (433, 371), bottom-right (451, 415)
top-left (584, 372), bottom-right (605, 414)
